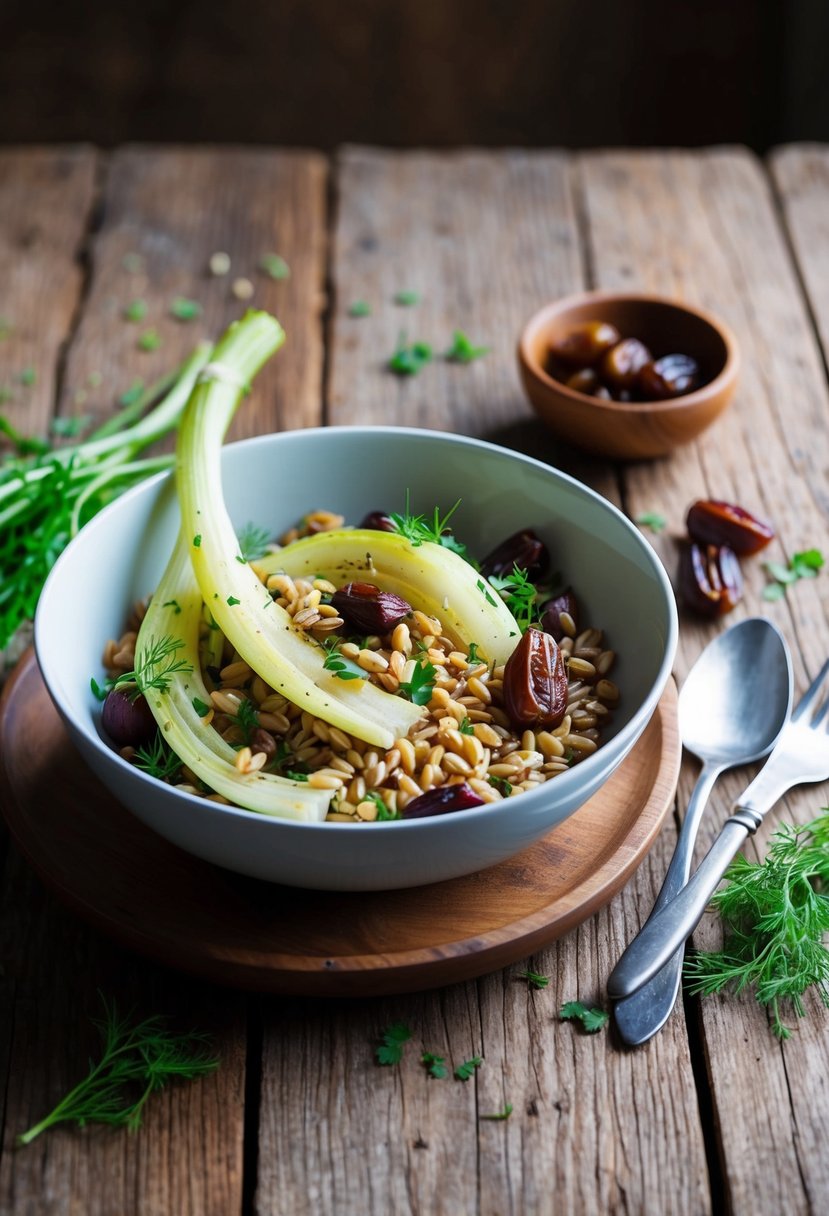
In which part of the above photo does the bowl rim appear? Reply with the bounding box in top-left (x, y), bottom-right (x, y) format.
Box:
top-left (517, 288), bottom-right (740, 415)
top-left (35, 424), bottom-right (679, 835)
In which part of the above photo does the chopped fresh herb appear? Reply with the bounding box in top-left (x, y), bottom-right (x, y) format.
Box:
top-left (122, 252), bottom-right (144, 274)
top-left (90, 676), bottom-right (113, 702)
top-left (388, 497), bottom-right (463, 552)
top-left (115, 635), bottom-right (192, 697)
top-left (162, 599), bottom-right (182, 614)
top-left (123, 299), bottom-right (148, 323)
top-left (230, 698), bottom-right (259, 744)
top-left (488, 566), bottom-right (537, 632)
top-left (518, 969), bottom-right (550, 989)
top-left (684, 810), bottom-right (829, 1039)
top-left (284, 769), bottom-right (309, 782)
top-left (559, 1001), bottom-right (609, 1033)
top-left (118, 378), bottom-right (145, 407)
top-left (459, 716), bottom-right (474, 735)
top-left (19, 366), bottom-right (36, 387)
top-left (321, 639), bottom-right (366, 682)
top-left (348, 300), bottom-right (372, 317)
top-left (259, 253), bottom-right (290, 280)
top-left (444, 330), bottom-right (489, 363)
top-left (635, 511), bottom-right (667, 533)
top-left (389, 335), bottom-right (432, 376)
top-left (761, 582), bottom-right (787, 603)
top-left (51, 415), bottom-right (92, 439)
top-left (169, 297), bottom-right (202, 322)
top-left (394, 290), bottom-right (420, 306)
top-left (375, 1023), bottom-right (412, 1066)
top-left (133, 732), bottom-right (182, 782)
top-left (477, 578), bottom-right (497, 607)
top-left (489, 774), bottom-right (513, 797)
top-left (763, 548), bottom-right (825, 600)
top-left (192, 696), bottom-right (211, 718)
top-left (480, 1103), bottom-right (513, 1121)
top-left (0, 416), bottom-right (50, 457)
top-left (454, 1056), bottom-right (483, 1081)
top-left (467, 642), bottom-right (480, 665)
top-left (421, 1051), bottom-right (448, 1079)
top-left (15, 994), bottom-right (217, 1145)
top-left (193, 534), bottom-right (202, 547)
top-left (227, 595), bottom-right (240, 606)
top-left (236, 522), bottom-right (271, 563)
top-left (398, 658), bottom-right (437, 706)
top-left (138, 329), bottom-right (161, 352)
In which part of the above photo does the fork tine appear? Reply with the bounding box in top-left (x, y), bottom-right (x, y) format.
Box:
top-left (792, 657), bottom-right (829, 722)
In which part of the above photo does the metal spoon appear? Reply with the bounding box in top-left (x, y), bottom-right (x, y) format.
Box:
top-left (612, 617), bottom-right (792, 1045)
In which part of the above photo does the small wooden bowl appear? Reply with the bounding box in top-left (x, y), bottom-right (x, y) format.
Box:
top-left (517, 291), bottom-right (740, 460)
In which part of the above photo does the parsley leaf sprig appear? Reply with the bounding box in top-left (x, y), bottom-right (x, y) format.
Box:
top-left (444, 330), bottom-right (490, 363)
top-left (487, 565), bottom-right (538, 632)
top-left (321, 639), bottom-right (366, 682)
top-left (16, 995), bottom-right (217, 1145)
top-left (684, 810), bottom-right (829, 1039)
top-left (388, 335), bottom-right (432, 376)
top-left (762, 549), bottom-right (825, 602)
top-left (398, 657), bottom-right (438, 706)
top-left (375, 1023), bottom-right (412, 1065)
top-left (421, 1051), bottom-right (448, 1079)
top-left (518, 969), bottom-right (550, 989)
top-left (559, 1001), bottom-right (610, 1033)
top-left (454, 1056), bottom-right (483, 1081)
top-left (387, 496), bottom-right (471, 561)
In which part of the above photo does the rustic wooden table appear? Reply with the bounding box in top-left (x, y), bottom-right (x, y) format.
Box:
top-left (1, 143), bottom-right (828, 1215)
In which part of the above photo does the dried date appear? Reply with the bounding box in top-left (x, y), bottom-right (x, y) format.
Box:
top-left (680, 542), bottom-right (743, 617)
top-left (330, 582), bottom-right (412, 634)
top-left (479, 529), bottom-right (550, 580)
top-left (101, 688), bottom-right (157, 746)
top-left (686, 499), bottom-right (775, 556)
top-left (549, 320), bottom-right (621, 366)
top-left (638, 353), bottom-right (702, 399)
top-left (502, 628), bottom-right (568, 729)
top-left (402, 782), bottom-right (485, 818)
top-left (359, 510), bottom-right (397, 532)
top-left (540, 588), bottom-right (579, 642)
top-left (601, 337), bottom-right (652, 389)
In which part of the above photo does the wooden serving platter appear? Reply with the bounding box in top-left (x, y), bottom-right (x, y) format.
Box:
top-left (0, 651), bottom-right (679, 997)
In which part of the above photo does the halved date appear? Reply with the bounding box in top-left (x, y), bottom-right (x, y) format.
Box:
top-left (503, 628), bottom-right (568, 729)
top-left (331, 582), bottom-right (412, 633)
top-left (686, 499), bottom-right (775, 555)
top-left (549, 320), bottom-right (621, 366)
top-left (402, 782), bottom-right (485, 818)
top-left (359, 510), bottom-right (397, 532)
top-left (680, 543), bottom-right (743, 617)
top-left (539, 588), bottom-right (579, 642)
top-left (479, 529), bottom-right (550, 579)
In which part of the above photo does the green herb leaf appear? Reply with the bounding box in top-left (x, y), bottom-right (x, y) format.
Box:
top-left (488, 774), bottom-right (513, 796)
top-left (193, 534), bottom-right (202, 548)
top-left (169, 297), bottom-right (202, 322)
top-left (635, 511), bottom-right (666, 533)
top-left (467, 642), bottom-right (480, 665)
top-left (476, 578), bottom-right (497, 607)
top-left (480, 1103), bottom-right (513, 1121)
top-left (230, 698), bottom-right (259, 745)
top-left (227, 596), bottom-right (240, 607)
top-left (375, 1022), bottom-right (412, 1065)
top-left (134, 731), bottom-right (182, 782)
top-left (138, 329), bottom-right (161, 352)
top-left (763, 548), bottom-right (825, 599)
top-left (487, 566), bottom-right (537, 632)
top-left (348, 300), bottom-right (372, 317)
top-left (259, 253), bottom-right (290, 280)
top-left (19, 366), bottom-right (36, 387)
top-left (192, 696), bottom-right (211, 717)
top-left (363, 790), bottom-right (400, 821)
top-left (792, 548), bottom-right (825, 577)
top-left (115, 635), bottom-right (193, 697)
top-left (389, 336), bottom-right (432, 376)
top-left (454, 1056), bottom-right (483, 1081)
top-left (421, 1051), bottom-right (448, 1079)
top-left (321, 639), bottom-right (366, 682)
top-left (123, 299), bottom-right (148, 323)
top-left (394, 290), bottom-right (420, 306)
top-left (559, 1001), bottom-right (609, 1033)
top-left (762, 582), bottom-right (787, 602)
top-left (459, 716), bottom-right (474, 735)
top-left (90, 676), bottom-right (113, 703)
top-left (388, 497), bottom-right (464, 551)
top-left (518, 969), bottom-right (550, 989)
top-left (51, 415), bottom-right (92, 439)
top-left (118, 378), bottom-right (145, 407)
top-left (398, 658), bottom-right (437, 706)
top-left (237, 522), bottom-right (271, 563)
top-left (162, 599), bottom-right (181, 615)
top-left (444, 330), bottom-right (489, 363)
top-left (16, 994), bottom-right (217, 1145)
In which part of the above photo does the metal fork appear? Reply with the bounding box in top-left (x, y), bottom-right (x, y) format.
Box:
top-left (608, 657), bottom-right (829, 1000)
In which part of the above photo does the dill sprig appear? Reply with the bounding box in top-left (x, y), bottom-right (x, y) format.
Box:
top-left (487, 564), bottom-right (538, 632)
top-left (684, 810), bottom-right (829, 1039)
top-left (236, 521), bottom-right (271, 564)
top-left (16, 996), bottom-right (218, 1145)
top-left (133, 731), bottom-right (182, 782)
top-left (115, 634), bottom-right (192, 697)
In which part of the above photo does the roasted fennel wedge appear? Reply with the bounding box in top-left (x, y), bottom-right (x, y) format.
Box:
top-left (174, 310), bottom-right (422, 749)
top-left (260, 529), bottom-right (521, 666)
top-left (134, 534), bottom-right (331, 820)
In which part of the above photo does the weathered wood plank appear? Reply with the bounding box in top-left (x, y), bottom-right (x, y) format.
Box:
top-left (580, 147), bottom-right (829, 1215)
top-left (254, 148), bottom-right (710, 1216)
top-left (0, 147), bottom-right (330, 1215)
top-left (770, 145), bottom-right (829, 367)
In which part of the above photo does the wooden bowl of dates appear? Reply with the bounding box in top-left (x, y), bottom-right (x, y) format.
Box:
top-left (517, 290), bottom-right (740, 460)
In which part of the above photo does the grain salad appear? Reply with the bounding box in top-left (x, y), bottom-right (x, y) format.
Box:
top-left (97, 507), bottom-right (620, 822)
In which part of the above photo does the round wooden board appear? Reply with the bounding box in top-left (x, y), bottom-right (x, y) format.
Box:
top-left (0, 651), bottom-right (679, 997)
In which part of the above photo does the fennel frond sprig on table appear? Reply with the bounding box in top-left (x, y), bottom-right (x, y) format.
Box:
top-left (16, 996), bottom-right (218, 1145)
top-left (684, 809), bottom-right (829, 1039)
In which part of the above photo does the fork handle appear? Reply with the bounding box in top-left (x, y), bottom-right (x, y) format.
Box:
top-left (607, 816), bottom-right (751, 999)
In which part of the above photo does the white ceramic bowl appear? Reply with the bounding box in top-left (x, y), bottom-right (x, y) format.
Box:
top-left (35, 427), bottom-right (677, 890)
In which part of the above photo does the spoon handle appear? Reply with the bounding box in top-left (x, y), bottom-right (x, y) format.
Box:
top-left (612, 761), bottom-right (722, 1044)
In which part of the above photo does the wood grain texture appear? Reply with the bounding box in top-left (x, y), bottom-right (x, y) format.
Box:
top-left (0, 147), bottom-right (328, 1216)
top-left (0, 652), bottom-right (678, 999)
top-left (580, 146), bottom-right (829, 1214)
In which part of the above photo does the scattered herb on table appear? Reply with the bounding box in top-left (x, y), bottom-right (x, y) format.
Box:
top-left (375, 1023), bottom-right (412, 1065)
top-left (169, 297), bottom-right (202, 322)
top-left (559, 1001), bottom-right (610, 1033)
top-left (16, 995), bottom-right (217, 1145)
top-left (684, 810), bottom-right (829, 1039)
top-left (122, 252), bottom-right (144, 274)
top-left (348, 300), bottom-right (372, 317)
top-left (123, 299), bottom-right (148, 323)
top-left (138, 328), bottom-right (161, 352)
top-left (518, 969), bottom-right (550, 990)
top-left (480, 1103), bottom-right (513, 1121)
top-left (394, 290), bottom-right (420, 306)
top-left (762, 549), bottom-right (825, 602)
top-left (444, 330), bottom-right (489, 363)
top-left (454, 1056), bottom-right (483, 1081)
top-left (259, 253), bottom-right (290, 280)
top-left (635, 511), bottom-right (667, 533)
top-left (51, 415), bottom-right (92, 440)
top-left (0, 416), bottom-right (50, 458)
top-left (388, 336), bottom-right (432, 376)
top-left (19, 366), bottom-right (36, 387)
top-left (421, 1051), bottom-right (448, 1079)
